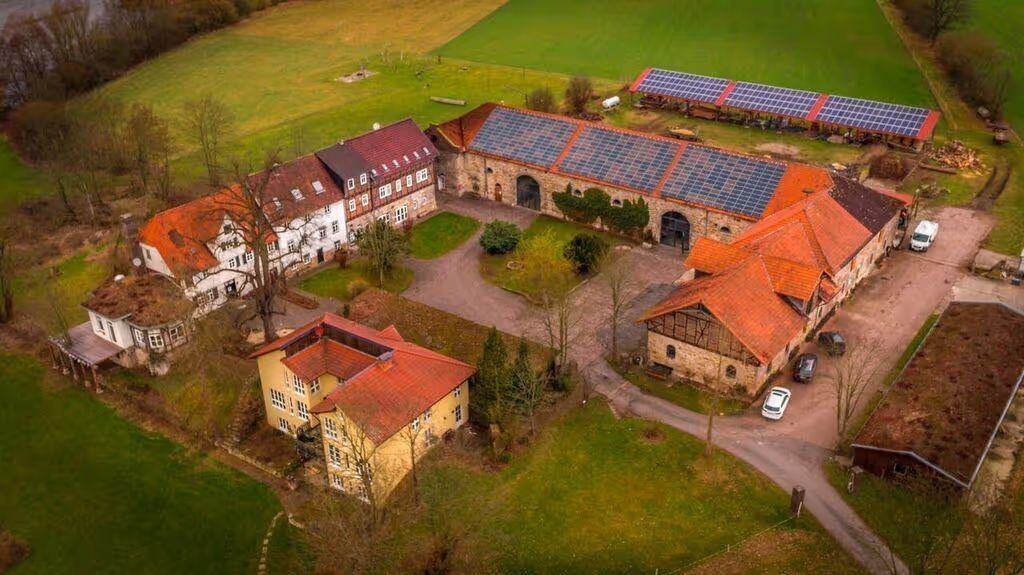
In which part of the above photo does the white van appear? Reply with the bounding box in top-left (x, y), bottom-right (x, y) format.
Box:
top-left (909, 220), bottom-right (939, 252)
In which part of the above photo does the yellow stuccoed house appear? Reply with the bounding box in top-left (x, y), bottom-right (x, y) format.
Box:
top-left (250, 313), bottom-right (474, 500)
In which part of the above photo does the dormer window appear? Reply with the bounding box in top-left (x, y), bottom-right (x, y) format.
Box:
top-left (403, 155), bottom-right (409, 163)
top-left (312, 180), bottom-right (325, 194)
top-left (291, 188), bottom-right (304, 201)
top-left (392, 160), bottom-right (399, 168)
top-left (422, 146), bottom-right (430, 155)
top-left (382, 164), bottom-right (389, 172)
top-left (371, 169), bottom-right (377, 177)
top-left (413, 151), bottom-right (420, 159)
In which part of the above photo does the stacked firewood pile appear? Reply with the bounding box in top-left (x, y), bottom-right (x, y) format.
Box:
top-left (930, 140), bottom-right (980, 169)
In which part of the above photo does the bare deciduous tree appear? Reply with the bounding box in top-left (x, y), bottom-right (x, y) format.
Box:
top-left (196, 153), bottom-right (310, 342)
top-left (926, 0), bottom-right (970, 42)
top-left (826, 342), bottom-right (882, 440)
top-left (124, 103), bottom-right (173, 198)
top-left (604, 253), bottom-right (637, 358)
top-left (182, 95), bottom-right (234, 187)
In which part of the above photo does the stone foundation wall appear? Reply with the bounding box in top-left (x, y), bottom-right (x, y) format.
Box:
top-left (647, 331), bottom-right (761, 395)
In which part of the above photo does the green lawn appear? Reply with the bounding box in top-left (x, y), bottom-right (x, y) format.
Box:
top-left (299, 260), bottom-right (413, 301)
top-left (439, 0), bottom-right (933, 106)
top-left (84, 0), bottom-right (581, 183)
top-left (409, 211), bottom-right (480, 259)
top-left (970, 1), bottom-right (1024, 130)
top-left (615, 363), bottom-right (748, 416)
top-left (15, 246), bottom-right (113, 331)
top-left (378, 400), bottom-right (856, 574)
top-left (0, 138), bottom-right (47, 215)
top-left (480, 216), bottom-right (625, 299)
top-left (0, 355), bottom-right (281, 574)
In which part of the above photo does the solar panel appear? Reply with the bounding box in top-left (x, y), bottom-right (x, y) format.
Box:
top-left (635, 69), bottom-right (730, 104)
top-left (661, 146), bottom-right (787, 218)
top-left (815, 96), bottom-right (930, 138)
top-left (470, 107), bottom-right (577, 168)
top-left (724, 82), bottom-right (820, 119)
top-left (557, 127), bottom-right (679, 193)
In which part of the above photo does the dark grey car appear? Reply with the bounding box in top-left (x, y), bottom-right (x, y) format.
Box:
top-left (794, 353), bottom-right (818, 382)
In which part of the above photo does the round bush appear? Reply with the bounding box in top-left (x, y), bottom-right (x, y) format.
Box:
top-left (480, 220), bottom-right (522, 255)
top-left (563, 233), bottom-right (609, 275)
top-left (347, 278), bottom-right (371, 299)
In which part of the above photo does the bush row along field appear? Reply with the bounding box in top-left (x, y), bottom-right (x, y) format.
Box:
top-left (438, 0), bottom-right (934, 107)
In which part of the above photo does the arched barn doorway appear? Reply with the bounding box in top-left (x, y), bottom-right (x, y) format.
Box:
top-left (660, 211), bottom-right (690, 251)
top-left (516, 175), bottom-right (541, 211)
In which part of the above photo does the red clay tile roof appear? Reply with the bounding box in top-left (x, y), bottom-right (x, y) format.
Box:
top-left (640, 257), bottom-right (806, 364)
top-left (140, 155), bottom-right (343, 276)
top-left (253, 314), bottom-right (475, 444)
top-left (431, 103), bottom-right (498, 150)
top-left (647, 178), bottom-right (900, 363)
top-left (281, 338), bottom-right (377, 383)
top-left (316, 118), bottom-right (436, 182)
top-left (762, 163), bottom-right (834, 216)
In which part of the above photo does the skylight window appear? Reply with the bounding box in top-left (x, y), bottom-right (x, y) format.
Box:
top-left (422, 146), bottom-right (430, 155)
top-left (413, 151), bottom-right (420, 159)
top-left (312, 180), bottom-right (325, 194)
top-left (403, 155), bottom-right (410, 163)
top-left (291, 188), bottom-right (304, 201)
top-left (392, 159), bottom-right (399, 167)
top-left (272, 197), bottom-right (282, 209)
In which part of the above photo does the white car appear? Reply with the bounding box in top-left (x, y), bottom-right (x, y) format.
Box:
top-left (909, 220), bottom-right (939, 252)
top-left (761, 387), bottom-right (792, 421)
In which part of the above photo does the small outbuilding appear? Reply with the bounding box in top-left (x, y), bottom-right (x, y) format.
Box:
top-left (852, 302), bottom-right (1024, 488)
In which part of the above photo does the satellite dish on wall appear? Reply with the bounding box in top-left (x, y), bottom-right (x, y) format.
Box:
top-left (132, 257), bottom-right (142, 267)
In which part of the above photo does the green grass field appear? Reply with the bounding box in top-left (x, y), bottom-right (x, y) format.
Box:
top-left (409, 211), bottom-right (480, 259)
top-left (439, 0), bottom-right (933, 106)
top-left (85, 0), bottom-right (576, 182)
top-left (300, 260), bottom-right (413, 301)
top-left (616, 365), bottom-right (748, 416)
top-left (0, 138), bottom-right (47, 214)
top-left (393, 400), bottom-right (857, 574)
top-left (0, 355), bottom-right (281, 574)
top-left (970, 1), bottom-right (1024, 130)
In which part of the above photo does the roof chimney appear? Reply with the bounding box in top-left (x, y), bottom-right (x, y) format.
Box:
top-left (379, 350), bottom-right (394, 371)
top-left (120, 213), bottom-right (145, 276)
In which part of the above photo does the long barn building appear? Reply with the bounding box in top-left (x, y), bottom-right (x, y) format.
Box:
top-left (432, 104), bottom-right (863, 251)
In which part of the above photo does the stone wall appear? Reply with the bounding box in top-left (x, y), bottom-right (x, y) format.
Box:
top-left (647, 330), bottom-right (761, 395)
top-left (435, 151), bottom-right (753, 250)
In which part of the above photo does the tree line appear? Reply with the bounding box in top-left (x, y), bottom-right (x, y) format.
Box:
top-left (1, 0), bottom-right (282, 109)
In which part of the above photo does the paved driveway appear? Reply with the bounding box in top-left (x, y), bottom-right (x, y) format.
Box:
top-left (754, 206), bottom-right (995, 449)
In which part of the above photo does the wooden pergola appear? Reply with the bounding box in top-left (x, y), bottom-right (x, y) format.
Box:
top-left (49, 322), bottom-right (124, 390)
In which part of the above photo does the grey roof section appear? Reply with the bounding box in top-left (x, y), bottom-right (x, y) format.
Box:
top-left (829, 177), bottom-right (903, 234)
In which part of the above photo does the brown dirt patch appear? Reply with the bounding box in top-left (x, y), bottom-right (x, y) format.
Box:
top-left (686, 527), bottom-right (861, 575)
top-left (754, 142), bottom-right (801, 158)
top-left (0, 530), bottom-right (29, 573)
top-left (641, 426), bottom-right (666, 444)
top-left (856, 302), bottom-right (1024, 481)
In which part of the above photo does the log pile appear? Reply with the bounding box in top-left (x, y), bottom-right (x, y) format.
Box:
top-left (930, 140), bottom-right (980, 170)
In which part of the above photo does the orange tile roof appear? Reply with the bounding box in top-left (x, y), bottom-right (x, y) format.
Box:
top-left (640, 257), bottom-right (806, 364)
top-left (762, 163), bottom-right (834, 216)
top-left (253, 314), bottom-right (475, 444)
top-left (686, 238), bottom-right (822, 301)
top-left (281, 338), bottom-right (377, 383)
top-left (139, 155), bottom-right (343, 276)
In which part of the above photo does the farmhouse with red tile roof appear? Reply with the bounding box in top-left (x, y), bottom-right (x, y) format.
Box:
top-left (640, 178), bottom-right (908, 395)
top-left (250, 313), bottom-right (474, 498)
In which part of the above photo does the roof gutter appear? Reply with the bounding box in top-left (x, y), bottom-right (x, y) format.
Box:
top-left (967, 366), bottom-right (1024, 487)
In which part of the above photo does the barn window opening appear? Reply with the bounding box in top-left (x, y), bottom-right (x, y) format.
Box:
top-left (893, 462), bottom-right (909, 476)
top-left (486, 167), bottom-right (494, 174)
top-left (666, 345), bottom-right (676, 359)
top-left (572, 188), bottom-right (584, 197)
top-left (611, 199), bottom-right (623, 207)
top-left (725, 365), bottom-right (737, 378)
top-left (720, 226), bottom-right (731, 234)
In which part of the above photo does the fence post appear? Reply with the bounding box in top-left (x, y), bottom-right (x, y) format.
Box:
top-left (790, 486), bottom-right (806, 518)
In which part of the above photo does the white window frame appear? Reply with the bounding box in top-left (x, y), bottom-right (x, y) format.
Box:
top-left (297, 401), bottom-right (309, 421)
top-left (328, 444), bottom-right (342, 468)
top-left (318, 227), bottom-right (327, 239)
top-left (378, 184), bottom-right (392, 199)
top-left (416, 168), bottom-right (429, 183)
top-left (406, 174), bottom-right (413, 187)
top-left (359, 173), bottom-right (368, 185)
top-left (348, 199), bottom-right (356, 212)
top-left (303, 252), bottom-right (312, 264)
top-left (331, 473), bottom-right (344, 490)
top-left (324, 418), bottom-right (338, 440)
top-left (395, 178), bottom-right (402, 193)
top-left (347, 178), bottom-right (355, 190)
top-left (270, 389), bottom-right (287, 411)
top-left (361, 194), bottom-right (369, 207)
top-left (310, 377), bottom-right (320, 394)
top-left (291, 373), bottom-right (304, 395)
top-left (278, 417), bottom-right (291, 433)
top-left (395, 205), bottom-right (408, 223)
top-left (411, 416), bottom-right (420, 433)
top-left (455, 404), bottom-right (463, 423)
top-left (333, 240), bottom-right (341, 250)
top-left (453, 385), bottom-right (462, 399)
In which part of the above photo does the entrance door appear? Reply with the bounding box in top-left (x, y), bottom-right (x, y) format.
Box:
top-left (316, 248), bottom-right (325, 264)
top-left (660, 211), bottom-right (690, 251)
top-left (516, 175), bottom-right (541, 211)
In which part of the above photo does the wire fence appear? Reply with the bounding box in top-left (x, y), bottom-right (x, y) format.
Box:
top-left (656, 515), bottom-right (797, 575)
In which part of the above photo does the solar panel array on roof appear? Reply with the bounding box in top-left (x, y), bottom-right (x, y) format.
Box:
top-left (558, 127), bottom-right (678, 193)
top-left (815, 96), bottom-right (930, 138)
top-left (635, 69), bottom-right (729, 104)
top-left (661, 146), bottom-right (788, 218)
top-left (724, 82), bottom-right (820, 119)
top-left (470, 107), bottom-right (577, 168)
